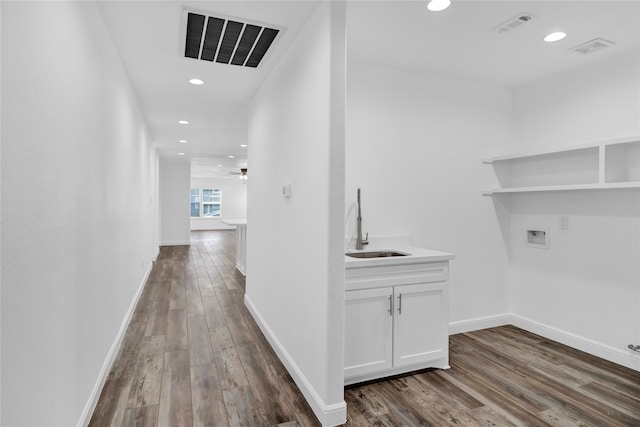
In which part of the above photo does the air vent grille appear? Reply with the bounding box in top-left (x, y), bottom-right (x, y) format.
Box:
top-left (493, 12), bottom-right (536, 34)
top-left (569, 38), bottom-right (616, 55)
top-left (183, 11), bottom-right (281, 68)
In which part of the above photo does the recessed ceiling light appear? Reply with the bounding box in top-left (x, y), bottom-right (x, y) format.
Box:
top-left (179, 139), bottom-right (188, 143)
top-left (178, 152), bottom-right (185, 156)
top-left (217, 164), bottom-right (223, 167)
top-left (240, 144), bottom-right (247, 148)
top-left (228, 155), bottom-right (235, 158)
top-left (544, 31), bottom-right (567, 43)
top-left (426, 0), bottom-right (451, 12)
top-left (178, 120), bottom-right (189, 125)
top-left (189, 78), bottom-right (204, 85)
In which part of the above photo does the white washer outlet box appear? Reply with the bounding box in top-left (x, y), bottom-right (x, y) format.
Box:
top-left (526, 228), bottom-right (549, 249)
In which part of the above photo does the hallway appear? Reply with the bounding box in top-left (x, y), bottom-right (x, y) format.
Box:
top-left (89, 231), bottom-right (318, 426)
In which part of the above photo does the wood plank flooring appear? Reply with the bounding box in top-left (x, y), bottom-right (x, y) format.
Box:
top-left (346, 326), bottom-right (640, 426)
top-left (90, 231), bottom-right (318, 427)
top-left (90, 230), bottom-right (640, 426)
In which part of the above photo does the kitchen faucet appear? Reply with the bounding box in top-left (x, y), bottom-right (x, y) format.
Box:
top-left (356, 188), bottom-right (369, 250)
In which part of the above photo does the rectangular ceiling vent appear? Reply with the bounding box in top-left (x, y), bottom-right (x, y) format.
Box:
top-left (182, 10), bottom-right (282, 68)
top-left (493, 12), bottom-right (536, 34)
top-left (569, 38), bottom-right (616, 55)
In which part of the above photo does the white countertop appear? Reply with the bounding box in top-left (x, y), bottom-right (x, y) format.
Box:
top-left (221, 219), bottom-right (247, 226)
top-left (344, 236), bottom-right (454, 268)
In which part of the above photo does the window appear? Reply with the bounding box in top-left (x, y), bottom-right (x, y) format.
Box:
top-left (190, 189), bottom-right (200, 217)
top-left (190, 188), bottom-right (221, 218)
top-left (202, 189), bottom-right (221, 217)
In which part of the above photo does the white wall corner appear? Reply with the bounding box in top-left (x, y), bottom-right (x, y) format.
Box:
top-left (159, 159), bottom-right (191, 244)
top-left (244, 295), bottom-right (347, 426)
top-left (76, 262), bottom-right (153, 427)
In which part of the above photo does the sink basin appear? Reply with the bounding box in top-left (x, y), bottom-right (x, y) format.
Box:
top-left (346, 250), bottom-right (410, 258)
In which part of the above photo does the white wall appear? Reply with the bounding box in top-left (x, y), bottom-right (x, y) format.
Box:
top-left (513, 48), bottom-right (640, 150)
top-left (190, 177), bottom-right (247, 230)
top-left (159, 159), bottom-right (191, 245)
top-left (245, 2), bottom-right (346, 425)
top-left (1, 2), bottom-right (159, 425)
top-left (346, 60), bottom-right (513, 327)
top-left (509, 48), bottom-right (640, 370)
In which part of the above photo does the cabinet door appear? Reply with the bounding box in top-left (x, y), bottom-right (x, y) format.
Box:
top-left (344, 287), bottom-right (393, 379)
top-left (393, 282), bottom-right (447, 368)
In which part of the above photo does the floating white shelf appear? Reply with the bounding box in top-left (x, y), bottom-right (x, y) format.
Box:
top-left (481, 136), bottom-right (639, 164)
top-left (482, 136), bottom-right (640, 196)
top-left (482, 182), bottom-right (640, 196)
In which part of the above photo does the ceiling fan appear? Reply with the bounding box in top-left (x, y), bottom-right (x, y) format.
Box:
top-left (228, 168), bottom-right (248, 180)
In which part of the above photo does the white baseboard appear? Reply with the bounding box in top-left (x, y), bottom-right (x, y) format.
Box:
top-left (190, 226), bottom-right (236, 231)
top-left (76, 262), bottom-right (153, 427)
top-left (159, 240), bottom-right (191, 246)
top-left (449, 313), bottom-right (511, 335)
top-left (244, 295), bottom-right (347, 427)
top-left (450, 313), bottom-right (639, 372)
top-left (235, 263), bottom-right (246, 276)
top-left (152, 247), bottom-right (160, 261)
top-left (510, 314), bottom-right (640, 372)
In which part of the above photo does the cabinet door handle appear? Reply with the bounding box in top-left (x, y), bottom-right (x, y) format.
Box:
top-left (388, 295), bottom-right (393, 316)
top-left (397, 293), bottom-right (402, 315)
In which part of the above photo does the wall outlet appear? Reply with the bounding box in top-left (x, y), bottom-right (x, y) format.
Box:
top-left (559, 216), bottom-right (569, 230)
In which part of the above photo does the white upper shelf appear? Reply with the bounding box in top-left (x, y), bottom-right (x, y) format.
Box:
top-left (482, 135), bottom-right (639, 164)
top-left (482, 136), bottom-right (640, 196)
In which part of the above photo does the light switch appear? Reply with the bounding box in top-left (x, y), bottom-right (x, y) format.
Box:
top-left (282, 184), bottom-right (291, 198)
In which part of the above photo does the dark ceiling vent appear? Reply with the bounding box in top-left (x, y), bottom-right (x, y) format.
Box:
top-left (183, 11), bottom-right (281, 68)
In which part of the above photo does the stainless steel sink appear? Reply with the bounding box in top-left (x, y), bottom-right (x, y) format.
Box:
top-left (345, 250), bottom-right (410, 258)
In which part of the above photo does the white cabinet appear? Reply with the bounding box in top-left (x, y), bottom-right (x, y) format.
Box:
top-left (344, 259), bottom-right (450, 385)
top-left (393, 283), bottom-right (447, 368)
top-left (344, 287), bottom-right (393, 379)
top-left (222, 220), bottom-right (246, 275)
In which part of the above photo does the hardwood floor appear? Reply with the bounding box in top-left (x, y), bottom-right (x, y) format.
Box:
top-left (90, 230), bottom-right (640, 426)
top-left (90, 231), bottom-right (318, 427)
top-left (346, 327), bottom-right (640, 426)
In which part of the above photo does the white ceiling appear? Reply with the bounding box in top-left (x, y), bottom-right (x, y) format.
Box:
top-left (98, 0), bottom-right (322, 177)
top-left (348, 1), bottom-right (640, 86)
top-left (98, 0), bottom-right (640, 178)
